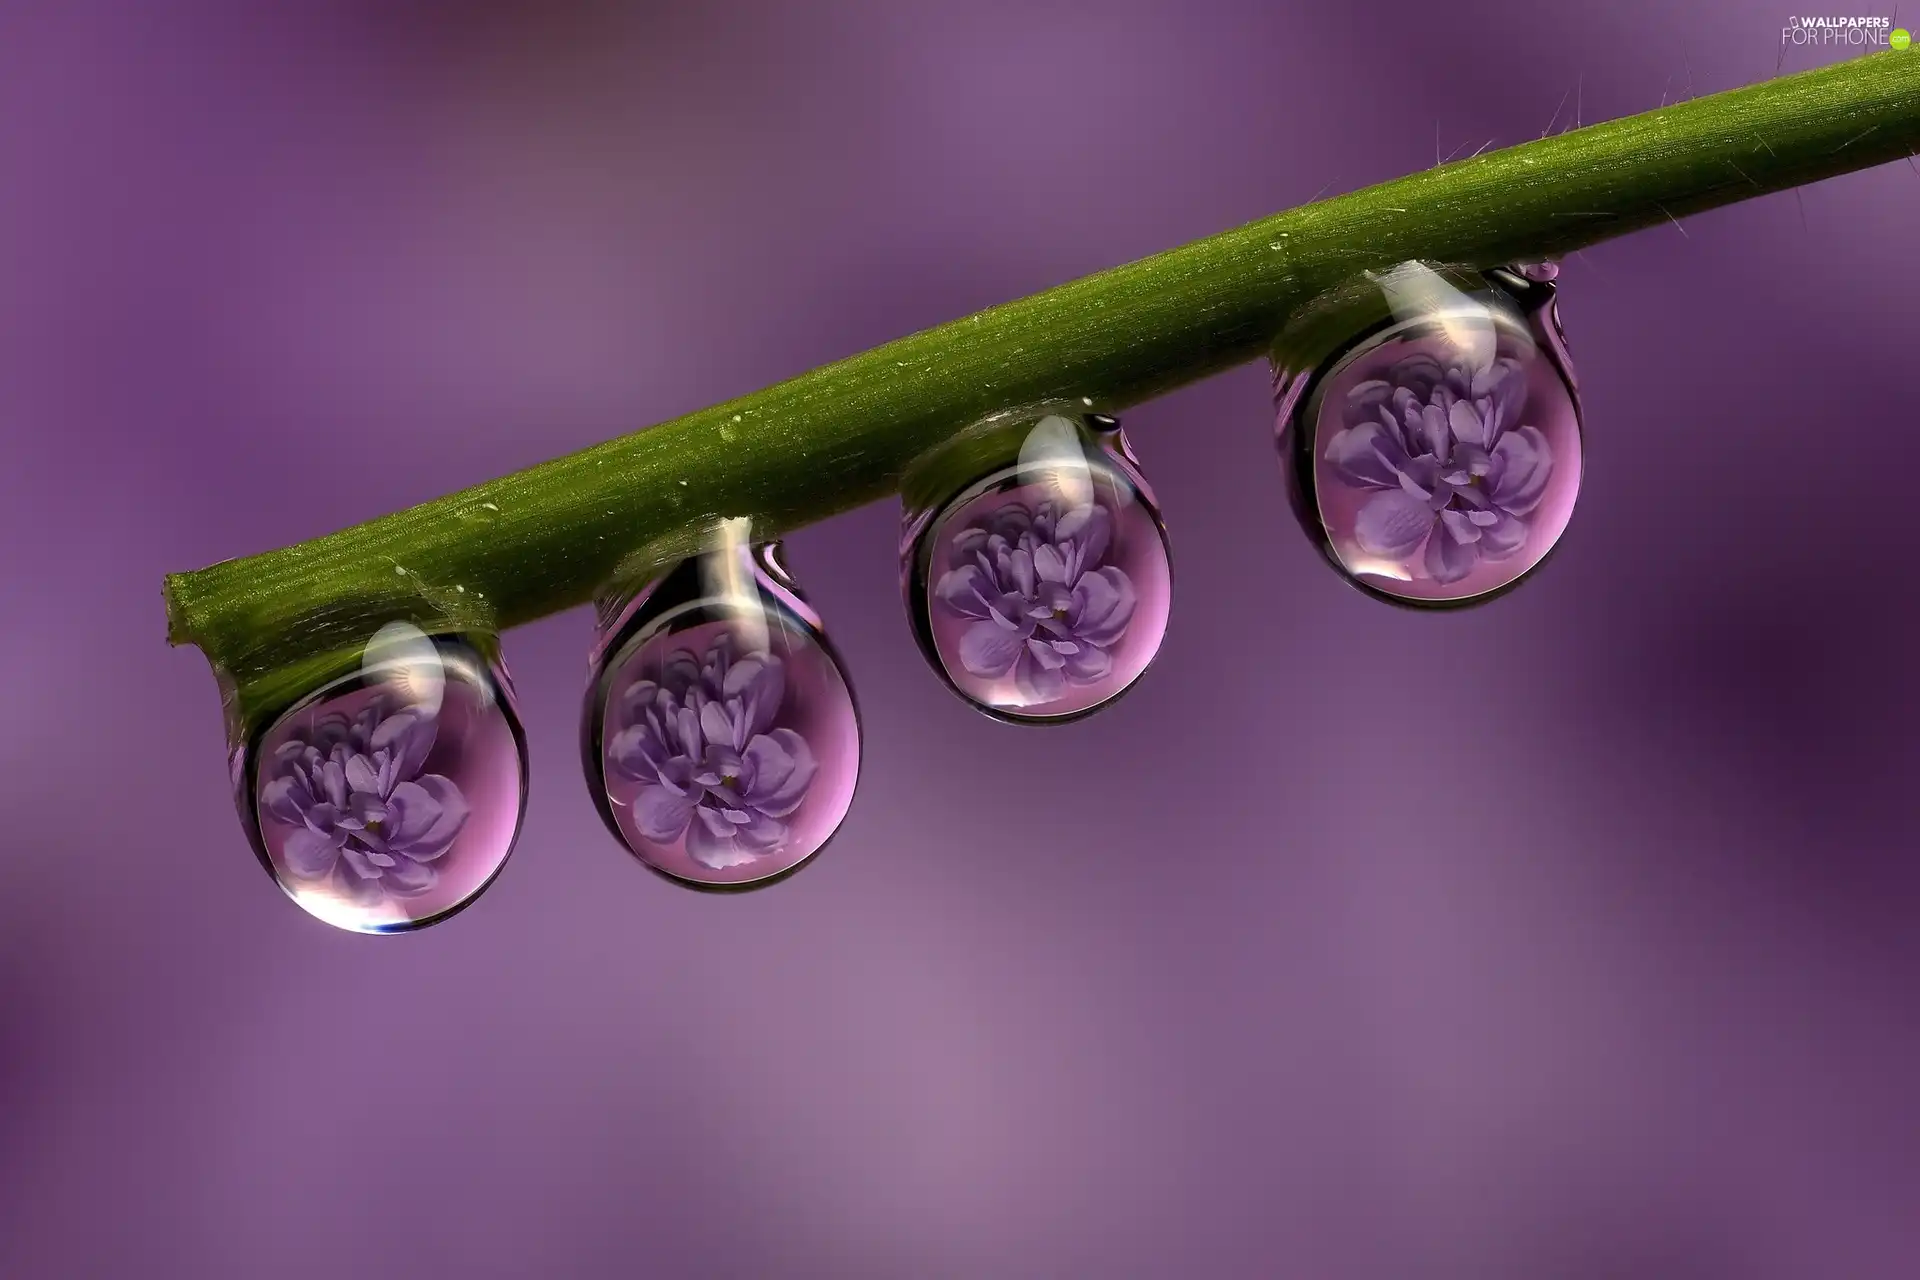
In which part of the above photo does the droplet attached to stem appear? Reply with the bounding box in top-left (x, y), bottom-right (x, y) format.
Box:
top-left (901, 410), bottom-right (1172, 723)
top-left (236, 627), bottom-right (528, 933)
top-left (582, 524), bottom-right (861, 890)
top-left (1271, 262), bottom-right (1585, 607)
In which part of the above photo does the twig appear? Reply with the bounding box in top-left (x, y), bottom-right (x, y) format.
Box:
top-left (162, 53), bottom-right (1920, 719)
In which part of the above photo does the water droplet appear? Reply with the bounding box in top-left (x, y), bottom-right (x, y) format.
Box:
top-left (900, 410), bottom-right (1172, 723)
top-left (1271, 261), bottom-right (1583, 607)
top-left (236, 626), bottom-right (528, 933)
top-left (582, 523), bottom-right (860, 889)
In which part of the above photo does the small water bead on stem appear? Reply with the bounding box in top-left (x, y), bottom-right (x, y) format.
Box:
top-left (581, 520), bottom-right (861, 890)
top-left (900, 410), bottom-right (1172, 723)
top-left (1270, 261), bottom-right (1584, 608)
top-left (234, 623), bottom-right (529, 933)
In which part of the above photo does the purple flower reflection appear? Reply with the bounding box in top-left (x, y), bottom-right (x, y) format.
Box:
top-left (1324, 350), bottom-right (1554, 584)
top-left (608, 634), bottom-right (817, 870)
top-left (261, 698), bottom-right (471, 904)
top-left (933, 497), bottom-right (1137, 702)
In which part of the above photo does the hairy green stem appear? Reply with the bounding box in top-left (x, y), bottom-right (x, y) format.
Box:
top-left (167, 52), bottom-right (1920, 710)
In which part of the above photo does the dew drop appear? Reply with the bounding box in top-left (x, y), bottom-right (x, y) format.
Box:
top-left (582, 526), bottom-right (860, 889)
top-left (900, 411), bottom-right (1171, 723)
top-left (1271, 261), bottom-right (1583, 608)
top-left (237, 628), bottom-right (528, 933)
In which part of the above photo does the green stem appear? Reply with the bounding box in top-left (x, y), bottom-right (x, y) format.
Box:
top-left (167, 52), bottom-right (1920, 705)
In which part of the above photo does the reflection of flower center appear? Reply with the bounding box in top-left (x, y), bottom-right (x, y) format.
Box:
top-left (1321, 350), bottom-right (1557, 587)
top-left (261, 697), bottom-right (473, 905)
top-left (932, 496), bottom-right (1140, 702)
top-left (606, 634), bottom-right (821, 872)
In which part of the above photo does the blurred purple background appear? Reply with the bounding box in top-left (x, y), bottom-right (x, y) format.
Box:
top-left (3, 2), bottom-right (1917, 1276)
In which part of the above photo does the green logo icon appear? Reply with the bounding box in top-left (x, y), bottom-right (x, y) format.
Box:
top-left (1894, 27), bottom-right (1913, 50)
